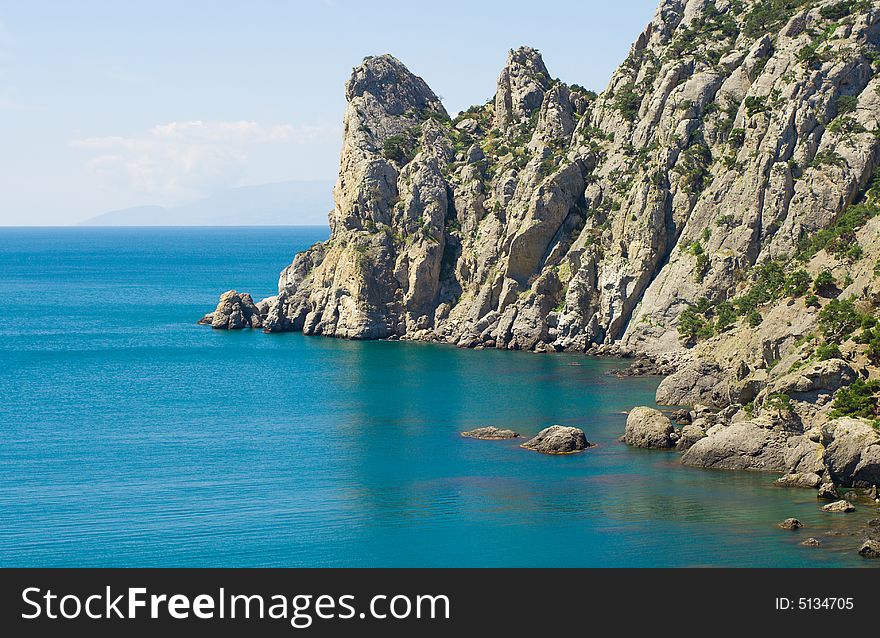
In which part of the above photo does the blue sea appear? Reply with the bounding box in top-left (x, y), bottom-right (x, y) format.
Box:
top-left (0, 227), bottom-right (876, 567)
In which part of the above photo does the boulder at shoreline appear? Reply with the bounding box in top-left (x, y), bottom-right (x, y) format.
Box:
top-left (624, 407), bottom-right (678, 449)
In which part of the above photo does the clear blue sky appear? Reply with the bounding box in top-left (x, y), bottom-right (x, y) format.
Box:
top-left (0, 0), bottom-right (659, 225)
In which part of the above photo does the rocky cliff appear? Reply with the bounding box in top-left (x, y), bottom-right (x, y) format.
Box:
top-left (253, 0), bottom-right (879, 352)
top-left (204, 0), bottom-right (880, 487)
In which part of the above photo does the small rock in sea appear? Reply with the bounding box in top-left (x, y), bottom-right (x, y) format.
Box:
top-left (868, 518), bottom-right (880, 527)
top-left (801, 538), bottom-right (822, 547)
top-left (521, 426), bottom-right (590, 454)
top-left (821, 500), bottom-right (855, 513)
top-left (868, 485), bottom-right (879, 501)
top-left (817, 483), bottom-right (840, 500)
top-left (198, 290), bottom-right (264, 330)
top-left (774, 473), bottom-right (821, 489)
top-left (779, 518), bottom-right (802, 530)
top-left (858, 540), bottom-right (880, 558)
top-left (460, 426), bottom-right (520, 440)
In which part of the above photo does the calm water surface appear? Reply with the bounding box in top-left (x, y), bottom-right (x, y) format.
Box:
top-left (0, 227), bottom-right (877, 567)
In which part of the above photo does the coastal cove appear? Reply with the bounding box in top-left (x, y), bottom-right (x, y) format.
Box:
top-left (0, 227), bottom-right (877, 567)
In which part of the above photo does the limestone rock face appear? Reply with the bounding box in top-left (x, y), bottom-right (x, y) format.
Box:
top-left (675, 411), bottom-right (878, 478)
top-left (759, 359), bottom-right (857, 404)
top-left (262, 54), bottom-right (450, 339)
top-left (624, 406), bottom-right (677, 448)
top-left (680, 420), bottom-right (791, 471)
top-left (494, 46), bottom-right (552, 131)
top-left (203, 2), bottom-right (880, 364)
top-left (198, 290), bottom-right (264, 330)
top-left (821, 417), bottom-right (880, 487)
top-left (520, 425), bottom-right (591, 454)
top-left (656, 361), bottom-right (729, 408)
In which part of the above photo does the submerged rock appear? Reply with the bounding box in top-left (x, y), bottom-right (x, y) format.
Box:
top-left (624, 407), bottom-right (677, 449)
top-left (778, 518), bottom-right (802, 530)
top-left (821, 500), bottom-right (855, 513)
top-left (460, 426), bottom-right (520, 440)
top-left (774, 473), bottom-right (821, 489)
top-left (199, 290), bottom-right (264, 330)
top-left (521, 426), bottom-right (590, 454)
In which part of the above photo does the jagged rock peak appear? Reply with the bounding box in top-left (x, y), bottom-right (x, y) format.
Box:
top-left (345, 54), bottom-right (447, 118)
top-left (495, 46), bottom-right (552, 130)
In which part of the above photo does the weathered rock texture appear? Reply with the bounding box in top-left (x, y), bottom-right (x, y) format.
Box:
top-left (198, 290), bottom-right (265, 329)
top-left (230, 1), bottom-right (880, 357)
top-left (624, 406), bottom-right (678, 448)
top-left (461, 426), bottom-right (520, 440)
top-left (520, 426), bottom-right (591, 454)
top-left (778, 517), bottom-right (802, 530)
top-left (821, 498), bottom-right (856, 512)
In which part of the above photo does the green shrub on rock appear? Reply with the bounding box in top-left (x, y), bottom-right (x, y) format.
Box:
top-left (814, 270), bottom-right (837, 295)
top-left (819, 297), bottom-right (863, 343)
top-left (815, 342), bottom-right (842, 360)
top-left (612, 83), bottom-right (642, 121)
top-left (784, 269), bottom-right (812, 297)
top-left (830, 379), bottom-right (880, 421)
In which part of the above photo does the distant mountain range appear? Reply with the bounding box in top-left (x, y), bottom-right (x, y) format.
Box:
top-left (79, 180), bottom-right (334, 226)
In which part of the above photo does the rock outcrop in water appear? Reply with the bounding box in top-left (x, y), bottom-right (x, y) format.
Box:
top-left (198, 290), bottom-right (266, 329)
top-left (461, 426), bottom-right (521, 440)
top-left (521, 426), bottom-right (591, 454)
top-left (203, 1), bottom-right (880, 495)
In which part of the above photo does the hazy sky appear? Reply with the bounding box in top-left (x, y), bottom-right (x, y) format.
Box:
top-left (0, 0), bottom-right (659, 225)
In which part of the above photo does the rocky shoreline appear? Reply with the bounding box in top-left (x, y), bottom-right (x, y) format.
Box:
top-left (199, 0), bottom-right (880, 558)
top-left (200, 289), bottom-right (880, 554)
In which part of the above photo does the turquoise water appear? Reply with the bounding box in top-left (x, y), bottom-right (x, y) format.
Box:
top-left (0, 227), bottom-right (877, 567)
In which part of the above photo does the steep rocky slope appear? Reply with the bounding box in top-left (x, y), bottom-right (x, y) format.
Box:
top-left (204, 0), bottom-right (880, 489)
top-left (256, 0), bottom-right (879, 352)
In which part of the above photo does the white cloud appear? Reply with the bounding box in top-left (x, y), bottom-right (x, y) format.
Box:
top-left (70, 120), bottom-right (334, 202)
